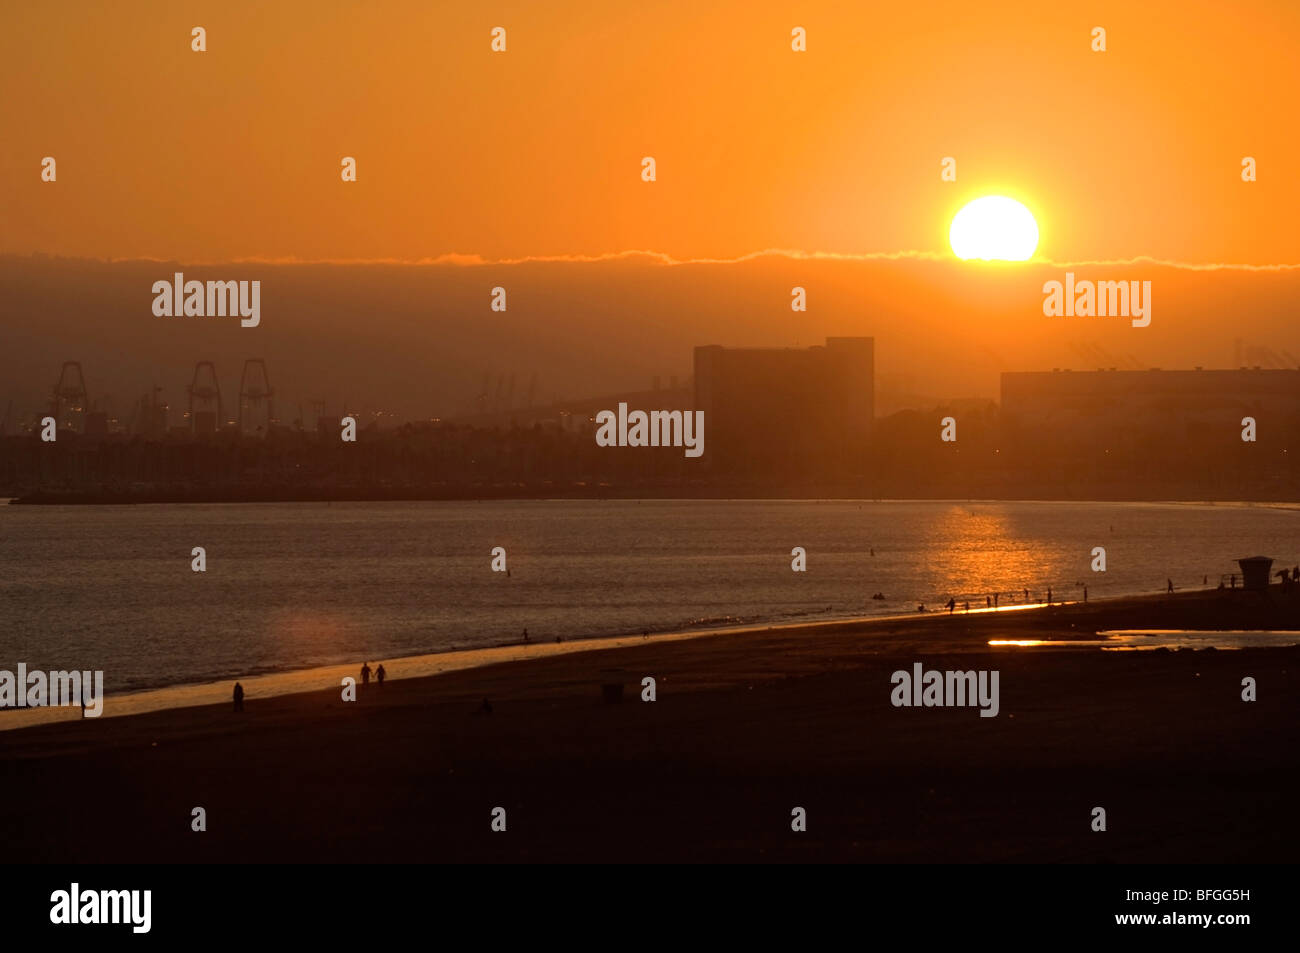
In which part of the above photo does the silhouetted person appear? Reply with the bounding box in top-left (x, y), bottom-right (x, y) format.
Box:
top-left (360, 662), bottom-right (371, 687)
top-left (986, 596), bottom-right (992, 608)
top-left (993, 593), bottom-right (999, 608)
top-left (963, 601), bottom-right (969, 613)
top-left (946, 597), bottom-right (955, 614)
top-left (233, 682), bottom-right (244, 712)
top-left (1231, 574), bottom-right (1236, 589)
top-left (1047, 587), bottom-right (1052, 604)
top-left (523, 628), bottom-right (529, 643)
top-left (1167, 578), bottom-right (1174, 594)
top-left (1023, 588), bottom-right (1028, 601)
top-left (376, 664), bottom-right (386, 688)
top-left (1083, 585), bottom-right (1088, 602)
top-left (1203, 575), bottom-right (1208, 586)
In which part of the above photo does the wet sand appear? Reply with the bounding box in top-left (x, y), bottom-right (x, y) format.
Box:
top-left (2, 587), bottom-right (1297, 862)
top-left (0, 600), bottom-right (1117, 732)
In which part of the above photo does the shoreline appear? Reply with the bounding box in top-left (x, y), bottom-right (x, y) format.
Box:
top-left (0, 601), bottom-right (1048, 731)
top-left (3, 586), bottom-right (1296, 733)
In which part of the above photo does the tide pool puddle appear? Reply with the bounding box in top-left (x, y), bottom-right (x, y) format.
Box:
top-left (989, 630), bottom-right (1300, 651)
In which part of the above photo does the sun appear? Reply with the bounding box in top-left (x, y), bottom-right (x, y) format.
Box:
top-left (949, 196), bottom-right (1039, 261)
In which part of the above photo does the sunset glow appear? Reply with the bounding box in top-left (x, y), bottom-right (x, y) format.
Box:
top-left (3, 0), bottom-right (1299, 889)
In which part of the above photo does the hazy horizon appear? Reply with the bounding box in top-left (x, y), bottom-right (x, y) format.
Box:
top-left (4, 253), bottom-right (1298, 424)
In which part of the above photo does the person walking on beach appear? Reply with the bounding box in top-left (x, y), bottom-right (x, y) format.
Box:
top-left (986, 596), bottom-right (992, 608)
top-left (946, 597), bottom-right (955, 614)
top-left (993, 593), bottom-right (999, 608)
top-left (523, 628), bottom-right (529, 643)
top-left (1167, 578), bottom-right (1174, 594)
top-left (233, 682), bottom-right (244, 713)
top-left (1047, 586), bottom-right (1052, 605)
top-left (1083, 585), bottom-right (1088, 603)
top-left (360, 662), bottom-right (371, 687)
top-left (1023, 588), bottom-right (1028, 602)
top-left (376, 664), bottom-right (386, 689)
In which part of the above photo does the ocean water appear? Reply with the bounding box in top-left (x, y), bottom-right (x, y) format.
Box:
top-left (0, 499), bottom-right (1296, 693)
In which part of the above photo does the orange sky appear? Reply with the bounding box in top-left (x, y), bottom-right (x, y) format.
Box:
top-left (3, 0), bottom-right (1298, 264)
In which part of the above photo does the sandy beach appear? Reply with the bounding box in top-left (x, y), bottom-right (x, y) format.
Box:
top-left (2, 586), bottom-right (1296, 863)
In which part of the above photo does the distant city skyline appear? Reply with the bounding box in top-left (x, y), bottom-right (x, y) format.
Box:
top-left (3, 254), bottom-right (1298, 432)
top-left (12, 342), bottom-right (1300, 440)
